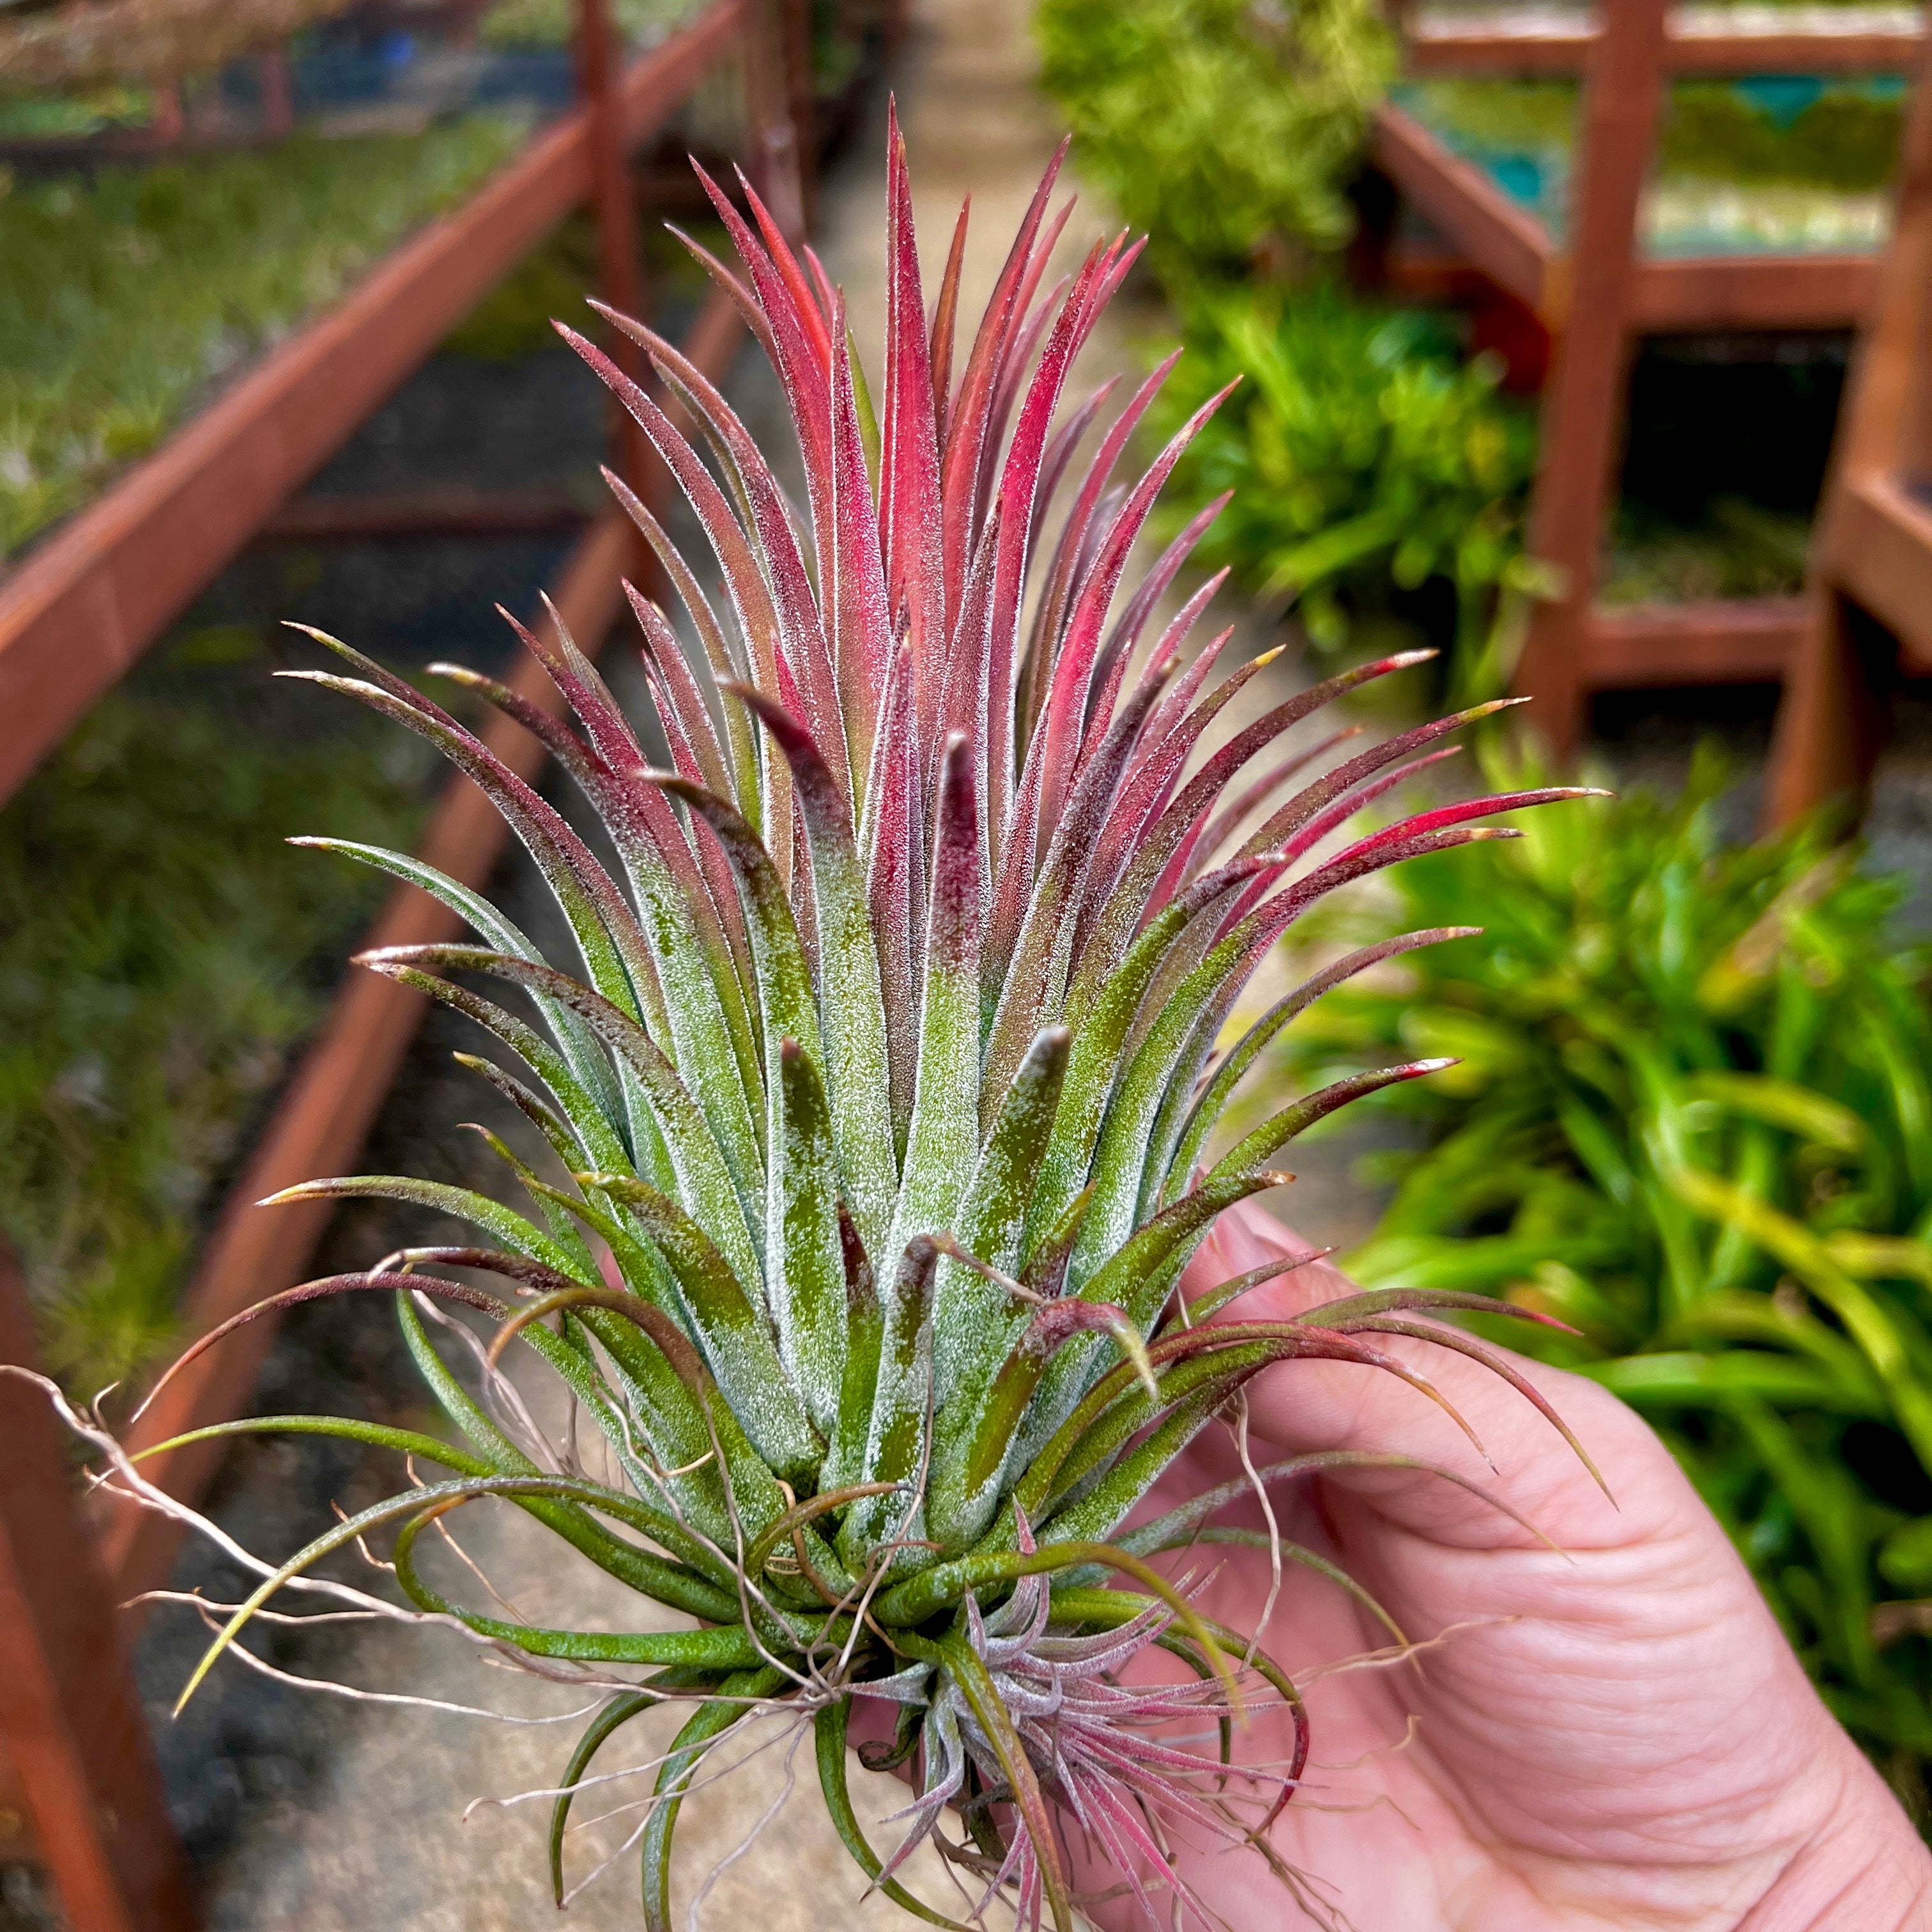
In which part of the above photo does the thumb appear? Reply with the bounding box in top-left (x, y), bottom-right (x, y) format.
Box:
top-left (1182, 1198), bottom-right (1636, 1550)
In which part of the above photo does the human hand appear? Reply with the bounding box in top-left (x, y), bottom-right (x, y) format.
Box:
top-left (1075, 1200), bottom-right (1932, 1932)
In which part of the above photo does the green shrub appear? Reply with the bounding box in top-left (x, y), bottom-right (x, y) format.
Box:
top-left (1150, 282), bottom-right (1539, 670)
top-left (1261, 742), bottom-right (1932, 1804)
top-left (0, 627), bottom-right (428, 1389)
top-left (1034, 0), bottom-right (1393, 284)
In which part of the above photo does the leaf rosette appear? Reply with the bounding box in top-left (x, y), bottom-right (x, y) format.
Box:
top-left (118, 118), bottom-right (1595, 1931)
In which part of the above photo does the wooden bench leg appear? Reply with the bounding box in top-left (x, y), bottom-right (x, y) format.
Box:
top-left (0, 1253), bottom-right (199, 1932)
top-left (1763, 588), bottom-right (1887, 831)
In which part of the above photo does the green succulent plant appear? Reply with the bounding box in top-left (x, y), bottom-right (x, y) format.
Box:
top-left (131, 125), bottom-right (1591, 1929)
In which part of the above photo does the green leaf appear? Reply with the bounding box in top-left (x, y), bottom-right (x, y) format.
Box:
top-left (812, 1702), bottom-right (972, 1931)
top-left (572, 1172), bottom-right (822, 1483)
top-left (383, 946), bottom-right (761, 1289)
top-left (1671, 1167), bottom-right (1932, 1471)
top-left (771, 1039), bottom-right (850, 1439)
top-left (837, 1236), bottom-right (937, 1572)
top-left (641, 1669), bottom-right (787, 1932)
top-left (263, 1175), bottom-right (581, 1277)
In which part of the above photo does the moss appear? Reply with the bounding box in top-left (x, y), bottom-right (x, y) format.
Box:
top-left (0, 113), bottom-right (528, 558)
top-left (0, 625), bottom-right (432, 1388)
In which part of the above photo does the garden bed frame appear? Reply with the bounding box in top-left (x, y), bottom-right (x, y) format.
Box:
top-left (1372, 1), bottom-right (1926, 748)
top-left (0, 0), bottom-right (767, 802)
top-left (1767, 43), bottom-right (1932, 825)
top-left (0, 0), bottom-right (807, 1920)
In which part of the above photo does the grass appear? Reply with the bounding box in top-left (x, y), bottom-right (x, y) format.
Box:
top-left (1397, 75), bottom-right (1905, 255)
top-left (0, 624), bottom-right (432, 1389)
top-left (1602, 498), bottom-right (1813, 605)
top-left (0, 80), bottom-right (151, 139)
top-left (1402, 75), bottom-right (1904, 194)
top-left (0, 112), bottom-right (528, 558)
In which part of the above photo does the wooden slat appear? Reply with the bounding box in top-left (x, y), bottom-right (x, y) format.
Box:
top-left (1379, 243), bottom-right (1880, 332)
top-left (1513, 0), bottom-right (1673, 748)
top-left (0, 1252), bottom-right (196, 1931)
top-left (578, 0), bottom-right (656, 500)
top-left (1825, 472), bottom-right (1932, 666)
top-left (1369, 103), bottom-right (1556, 316)
top-left (1582, 596), bottom-right (1807, 687)
top-left (1629, 252), bottom-right (1880, 330)
top-left (0, 0), bottom-right (743, 808)
top-left (1763, 49), bottom-right (1932, 824)
top-left (1407, 12), bottom-right (1924, 75)
top-left (1663, 24), bottom-right (1924, 75)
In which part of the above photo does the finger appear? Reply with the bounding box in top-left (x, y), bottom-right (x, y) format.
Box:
top-left (1182, 1199), bottom-right (1659, 1550)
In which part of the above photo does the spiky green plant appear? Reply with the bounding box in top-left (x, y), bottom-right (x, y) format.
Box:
top-left (130, 122), bottom-right (1594, 1929)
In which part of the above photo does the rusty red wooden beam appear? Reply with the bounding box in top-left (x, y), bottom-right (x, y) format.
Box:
top-left (1629, 252), bottom-right (1879, 330)
top-left (1581, 597), bottom-right (1808, 688)
top-left (577, 0), bottom-right (656, 503)
top-left (0, 1250), bottom-right (198, 1931)
top-left (1767, 56), bottom-right (1932, 825)
top-left (1823, 470), bottom-right (1932, 667)
top-left (1512, 0), bottom-right (1672, 749)
top-left (0, 0), bottom-right (744, 809)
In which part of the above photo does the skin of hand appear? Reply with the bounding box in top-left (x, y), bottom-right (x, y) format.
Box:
top-left (1062, 1200), bottom-right (1932, 1932)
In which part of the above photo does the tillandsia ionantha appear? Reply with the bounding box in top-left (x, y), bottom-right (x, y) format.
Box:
top-left (86, 117), bottom-right (1606, 1930)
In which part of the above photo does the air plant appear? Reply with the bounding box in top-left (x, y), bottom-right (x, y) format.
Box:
top-left (101, 119), bottom-right (1599, 1930)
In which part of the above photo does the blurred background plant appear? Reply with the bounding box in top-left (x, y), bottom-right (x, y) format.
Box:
top-left (1244, 742), bottom-right (1932, 1811)
top-left (0, 624), bottom-right (428, 1388)
top-left (1036, 0), bottom-right (1537, 675)
top-left (1034, 0), bottom-right (1393, 286)
top-left (477, 0), bottom-right (703, 50)
top-left (1148, 280), bottom-right (1542, 679)
top-left (0, 116), bottom-right (527, 556)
